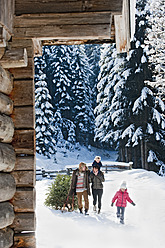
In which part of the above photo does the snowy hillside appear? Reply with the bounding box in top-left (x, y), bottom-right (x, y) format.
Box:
top-left (36, 169), bottom-right (165, 248)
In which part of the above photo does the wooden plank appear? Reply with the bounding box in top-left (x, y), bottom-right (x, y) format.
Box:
top-left (9, 58), bottom-right (34, 79)
top-left (0, 0), bottom-right (14, 33)
top-left (15, 155), bottom-right (35, 171)
top-left (11, 171), bottom-right (35, 187)
top-left (0, 114), bottom-right (14, 143)
top-left (114, 0), bottom-right (130, 53)
top-left (0, 227), bottom-right (14, 248)
top-left (15, 0), bottom-right (123, 15)
top-left (0, 202), bottom-right (15, 229)
top-left (12, 130), bottom-right (35, 155)
top-left (0, 92), bottom-right (13, 115)
top-left (32, 38), bottom-right (42, 57)
top-left (12, 106), bottom-right (35, 129)
top-left (13, 12), bottom-right (112, 39)
top-left (10, 188), bottom-right (36, 212)
top-left (0, 173), bottom-right (16, 202)
top-left (0, 66), bottom-right (13, 95)
top-left (8, 38), bottom-right (34, 59)
top-left (0, 143), bottom-right (16, 172)
top-left (10, 80), bottom-right (34, 106)
top-left (10, 212), bottom-right (36, 232)
top-left (0, 48), bottom-right (28, 68)
top-left (13, 232), bottom-right (36, 248)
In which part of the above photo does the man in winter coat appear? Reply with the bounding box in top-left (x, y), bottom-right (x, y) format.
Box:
top-left (69, 162), bottom-right (90, 215)
top-left (111, 181), bottom-right (136, 224)
top-left (89, 165), bottom-right (105, 214)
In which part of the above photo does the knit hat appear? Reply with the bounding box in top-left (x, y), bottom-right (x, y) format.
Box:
top-left (120, 181), bottom-right (127, 189)
top-left (95, 156), bottom-right (101, 160)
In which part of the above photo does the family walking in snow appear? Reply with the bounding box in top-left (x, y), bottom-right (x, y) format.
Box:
top-left (68, 156), bottom-right (136, 223)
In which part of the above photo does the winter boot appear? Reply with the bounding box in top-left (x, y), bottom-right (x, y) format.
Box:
top-left (120, 219), bottom-right (124, 224)
top-left (93, 205), bottom-right (96, 211)
top-left (85, 209), bottom-right (89, 215)
top-left (98, 208), bottom-right (101, 214)
top-left (79, 208), bottom-right (83, 214)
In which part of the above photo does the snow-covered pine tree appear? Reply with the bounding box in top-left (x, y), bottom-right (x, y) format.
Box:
top-left (94, 43), bottom-right (117, 147)
top-left (71, 45), bottom-right (95, 146)
top-left (34, 56), bottom-right (56, 158)
top-left (146, 0), bottom-right (165, 101)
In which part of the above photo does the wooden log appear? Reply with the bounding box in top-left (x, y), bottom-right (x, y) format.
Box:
top-left (8, 38), bottom-right (34, 58)
top-left (0, 47), bottom-right (5, 59)
top-left (0, 0), bottom-right (14, 33)
top-left (11, 171), bottom-right (35, 187)
top-left (13, 232), bottom-right (36, 248)
top-left (12, 130), bottom-right (35, 155)
top-left (0, 92), bottom-right (13, 115)
top-left (0, 202), bottom-right (15, 229)
top-left (9, 58), bottom-right (34, 79)
top-left (10, 212), bottom-right (36, 232)
top-left (10, 80), bottom-right (34, 106)
top-left (0, 65), bottom-right (13, 94)
top-left (13, 12), bottom-right (112, 40)
top-left (15, 0), bottom-right (123, 15)
top-left (0, 143), bottom-right (16, 172)
top-left (0, 114), bottom-right (14, 143)
top-left (0, 48), bottom-right (28, 68)
top-left (12, 106), bottom-right (35, 129)
top-left (15, 155), bottom-right (35, 171)
top-left (0, 173), bottom-right (16, 202)
top-left (10, 188), bottom-right (36, 212)
top-left (0, 227), bottom-right (14, 248)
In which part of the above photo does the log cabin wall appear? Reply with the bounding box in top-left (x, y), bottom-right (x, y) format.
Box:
top-left (0, 0), bottom-right (134, 247)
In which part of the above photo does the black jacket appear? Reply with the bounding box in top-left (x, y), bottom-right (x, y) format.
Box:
top-left (69, 169), bottom-right (91, 196)
top-left (89, 170), bottom-right (105, 189)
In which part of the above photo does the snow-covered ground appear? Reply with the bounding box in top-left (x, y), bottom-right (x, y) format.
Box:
top-left (36, 168), bottom-right (165, 248)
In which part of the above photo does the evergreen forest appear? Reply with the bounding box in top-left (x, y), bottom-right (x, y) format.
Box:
top-left (35, 0), bottom-right (165, 175)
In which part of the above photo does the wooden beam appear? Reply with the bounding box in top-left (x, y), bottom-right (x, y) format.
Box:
top-left (0, 228), bottom-right (14, 248)
top-left (11, 171), bottom-right (35, 187)
top-left (10, 80), bottom-right (34, 106)
top-left (0, 143), bottom-right (16, 172)
top-left (0, 114), bottom-right (14, 143)
top-left (0, 202), bottom-right (15, 229)
top-left (15, 156), bottom-right (35, 171)
top-left (12, 106), bottom-right (35, 129)
top-left (32, 38), bottom-right (42, 57)
top-left (0, 66), bottom-right (13, 95)
top-left (9, 58), bottom-right (34, 79)
top-left (15, 0), bottom-right (123, 15)
top-left (0, 0), bottom-right (14, 33)
top-left (0, 173), bottom-right (16, 202)
top-left (10, 212), bottom-right (36, 232)
top-left (14, 12), bottom-right (112, 40)
top-left (114, 0), bottom-right (131, 53)
top-left (0, 92), bottom-right (13, 115)
top-left (10, 188), bottom-right (36, 212)
top-left (12, 130), bottom-right (35, 155)
top-left (0, 48), bottom-right (28, 68)
top-left (13, 232), bottom-right (36, 248)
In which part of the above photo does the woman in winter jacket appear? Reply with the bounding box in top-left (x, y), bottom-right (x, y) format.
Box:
top-left (111, 181), bottom-right (136, 224)
top-left (92, 156), bottom-right (102, 170)
top-left (89, 165), bottom-right (105, 214)
top-left (69, 162), bottom-right (90, 215)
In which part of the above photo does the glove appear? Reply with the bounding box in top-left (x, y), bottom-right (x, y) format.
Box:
top-left (131, 202), bottom-right (136, 206)
top-left (111, 202), bottom-right (114, 207)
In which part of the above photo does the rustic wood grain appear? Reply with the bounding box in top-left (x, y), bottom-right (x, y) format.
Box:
top-left (12, 171), bottom-right (35, 187)
top-left (0, 173), bottom-right (16, 202)
top-left (12, 106), bottom-right (35, 129)
top-left (15, 0), bottom-right (123, 15)
top-left (12, 130), bottom-right (35, 155)
top-left (0, 202), bottom-right (15, 229)
top-left (0, 227), bottom-right (14, 248)
top-left (0, 92), bottom-right (13, 115)
top-left (13, 232), bottom-right (36, 248)
top-left (0, 66), bottom-right (13, 95)
top-left (0, 114), bottom-right (14, 143)
top-left (10, 80), bottom-right (34, 106)
top-left (9, 58), bottom-right (34, 79)
top-left (10, 212), bottom-right (36, 232)
top-left (15, 155), bottom-right (35, 171)
top-left (10, 188), bottom-right (36, 212)
top-left (0, 143), bottom-right (16, 172)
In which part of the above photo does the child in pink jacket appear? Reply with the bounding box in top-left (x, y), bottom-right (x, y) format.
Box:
top-left (111, 181), bottom-right (136, 224)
